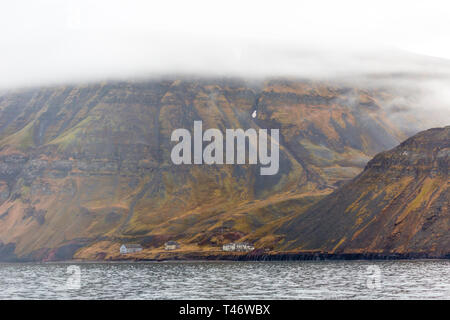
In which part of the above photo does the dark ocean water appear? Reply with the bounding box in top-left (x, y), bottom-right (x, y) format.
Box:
top-left (0, 260), bottom-right (448, 299)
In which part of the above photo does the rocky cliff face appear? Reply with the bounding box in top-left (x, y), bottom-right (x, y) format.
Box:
top-left (278, 126), bottom-right (449, 256)
top-left (0, 78), bottom-right (419, 261)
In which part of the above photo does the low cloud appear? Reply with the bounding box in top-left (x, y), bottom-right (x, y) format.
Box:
top-left (0, 0), bottom-right (449, 128)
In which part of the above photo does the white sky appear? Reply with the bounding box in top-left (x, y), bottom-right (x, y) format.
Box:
top-left (1, 0), bottom-right (450, 88)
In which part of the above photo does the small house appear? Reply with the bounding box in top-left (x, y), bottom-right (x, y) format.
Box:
top-left (165, 241), bottom-right (180, 250)
top-left (235, 242), bottom-right (255, 252)
top-left (120, 243), bottom-right (143, 254)
top-left (222, 243), bottom-right (236, 251)
top-left (222, 242), bottom-right (254, 252)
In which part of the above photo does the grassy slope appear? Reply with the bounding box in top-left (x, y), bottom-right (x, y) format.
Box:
top-left (0, 79), bottom-right (416, 261)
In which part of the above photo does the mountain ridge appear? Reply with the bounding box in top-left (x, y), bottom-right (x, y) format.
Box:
top-left (277, 126), bottom-right (449, 256)
top-left (0, 78), bottom-right (440, 261)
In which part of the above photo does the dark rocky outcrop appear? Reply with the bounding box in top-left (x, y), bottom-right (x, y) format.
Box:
top-left (278, 126), bottom-right (449, 256)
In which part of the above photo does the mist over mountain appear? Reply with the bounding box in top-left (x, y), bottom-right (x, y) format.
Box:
top-left (0, 75), bottom-right (447, 261)
top-left (0, 1), bottom-right (449, 261)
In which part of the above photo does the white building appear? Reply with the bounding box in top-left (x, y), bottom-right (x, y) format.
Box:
top-left (222, 242), bottom-right (254, 252)
top-left (222, 243), bottom-right (236, 251)
top-left (120, 243), bottom-right (143, 254)
top-left (165, 241), bottom-right (180, 250)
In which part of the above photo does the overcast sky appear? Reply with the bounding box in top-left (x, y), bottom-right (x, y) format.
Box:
top-left (2, 0), bottom-right (450, 88)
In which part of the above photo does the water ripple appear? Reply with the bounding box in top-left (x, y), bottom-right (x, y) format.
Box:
top-left (0, 260), bottom-right (448, 299)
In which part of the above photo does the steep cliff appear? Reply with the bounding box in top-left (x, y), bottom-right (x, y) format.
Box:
top-left (278, 126), bottom-right (449, 256)
top-left (0, 78), bottom-right (417, 260)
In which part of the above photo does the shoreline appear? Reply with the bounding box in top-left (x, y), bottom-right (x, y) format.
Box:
top-left (3, 251), bottom-right (449, 264)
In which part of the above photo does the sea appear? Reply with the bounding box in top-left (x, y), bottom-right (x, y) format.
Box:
top-left (0, 260), bottom-right (448, 299)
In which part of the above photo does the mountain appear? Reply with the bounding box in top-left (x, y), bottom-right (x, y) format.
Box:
top-left (0, 77), bottom-right (428, 261)
top-left (277, 126), bottom-right (449, 257)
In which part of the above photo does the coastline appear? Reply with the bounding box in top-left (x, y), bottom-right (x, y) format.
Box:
top-left (23, 251), bottom-right (450, 264)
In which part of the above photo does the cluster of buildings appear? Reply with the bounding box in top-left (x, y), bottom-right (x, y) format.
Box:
top-left (120, 241), bottom-right (255, 254)
top-left (119, 241), bottom-right (181, 254)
